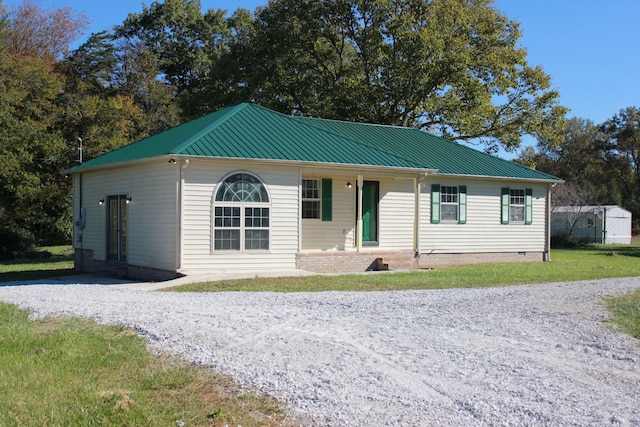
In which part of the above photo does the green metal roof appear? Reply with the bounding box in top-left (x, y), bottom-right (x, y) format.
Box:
top-left (295, 117), bottom-right (559, 181)
top-left (67, 102), bottom-right (559, 181)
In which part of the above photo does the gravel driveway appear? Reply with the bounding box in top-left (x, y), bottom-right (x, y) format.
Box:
top-left (1, 276), bottom-right (640, 425)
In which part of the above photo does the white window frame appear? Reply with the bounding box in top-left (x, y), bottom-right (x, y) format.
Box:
top-left (431, 184), bottom-right (467, 224)
top-left (302, 179), bottom-right (321, 219)
top-left (212, 172), bottom-right (271, 252)
top-left (509, 189), bottom-right (526, 223)
top-left (440, 186), bottom-right (459, 222)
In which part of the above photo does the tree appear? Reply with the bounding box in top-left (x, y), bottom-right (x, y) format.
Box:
top-left (115, 0), bottom-right (232, 119)
top-left (5, 0), bottom-right (88, 60)
top-left (550, 182), bottom-right (595, 241)
top-left (0, 0), bottom-right (91, 252)
top-left (114, 37), bottom-right (181, 135)
top-left (0, 54), bottom-right (71, 248)
top-left (599, 107), bottom-right (640, 219)
top-left (0, 0), bottom-right (8, 54)
top-left (238, 0), bottom-right (567, 153)
top-left (518, 117), bottom-right (615, 205)
top-left (57, 31), bottom-right (147, 160)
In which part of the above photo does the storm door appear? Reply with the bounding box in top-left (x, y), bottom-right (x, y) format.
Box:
top-left (108, 195), bottom-right (128, 261)
top-left (359, 181), bottom-right (379, 244)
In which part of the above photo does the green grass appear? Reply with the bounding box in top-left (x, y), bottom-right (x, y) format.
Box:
top-left (0, 246), bottom-right (75, 282)
top-left (605, 290), bottom-right (640, 341)
top-left (167, 245), bottom-right (640, 293)
top-left (0, 303), bottom-right (295, 426)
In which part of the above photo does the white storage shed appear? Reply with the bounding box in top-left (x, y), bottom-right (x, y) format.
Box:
top-left (551, 205), bottom-right (632, 244)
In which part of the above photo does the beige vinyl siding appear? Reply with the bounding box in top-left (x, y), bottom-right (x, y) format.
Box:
top-left (377, 178), bottom-right (415, 250)
top-left (301, 176), bottom-right (355, 251)
top-left (301, 176), bottom-right (414, 252)
top-left (420, 179), bottom-right (547, 253)
top-left (73, 161), bottom-right (178, 270)
top-left (180, 160), bottom-right (299, 272)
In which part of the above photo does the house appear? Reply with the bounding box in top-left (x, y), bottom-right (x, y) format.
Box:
top-left (65, 103), bottom-right (561, 280)
top-left (551, 205), bottom-right (632, 245)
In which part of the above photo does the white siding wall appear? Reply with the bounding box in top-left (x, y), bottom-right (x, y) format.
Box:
top-left (73, 159), bottom-right (551, 273)
top-left (378, 178), bottom-right (415, 250)
top-left (420, 178), bottom-right (548, 253)
top-left (301, 176), bottom-right (415, 252)
top-left (73, 161), bottom-right (178, 270)
top-left (180, 160), bottom-right (299, 271)
top-left (301, 176), bottom-right (355, 251)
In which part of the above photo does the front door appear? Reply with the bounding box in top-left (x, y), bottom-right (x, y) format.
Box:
top-left (108, 195), bottom-right (128, 261)
top-left (361, 181), bottom-right (379, 244)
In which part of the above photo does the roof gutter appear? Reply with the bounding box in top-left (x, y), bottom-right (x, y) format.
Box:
top-left (65, 154), bottom-right (438, 176)
top-left (433, 172), bottom-right (564, 184)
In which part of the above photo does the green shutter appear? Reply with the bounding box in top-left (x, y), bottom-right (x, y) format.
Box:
top-left (431, 184), bottom-right (440, 224)
top-left (525, 188), bottom-right (533, 225)
top-left (458, 185), bottom-right (467, 224)
top-left (321, 178), bottom-right (332, 221)
top-left (501, 187), bottom-right (510, 224)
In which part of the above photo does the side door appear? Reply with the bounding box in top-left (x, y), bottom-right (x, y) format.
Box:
top-left (107, 195), bottom-right (128, 262)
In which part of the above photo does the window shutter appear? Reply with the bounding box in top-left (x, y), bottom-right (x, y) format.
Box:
top-left (501, 187), bottom-right (510, 224)
top-left (458, 185), bottom-right (467, 224)
top-left (431, 184), bottom-right (440, 224)
top-left (525, 188), bottom-right (533, 225)
top-left (321, 178), bottom-right (332, 221)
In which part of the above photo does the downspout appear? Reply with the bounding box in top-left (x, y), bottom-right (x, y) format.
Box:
top-left (76, 138), bottom-right (85, 270)
top-left (298, 169), bottom-right (302, 256)
top-left (602, 206), bottom-right (607, 244)
top-left (176, 159), bottom-right (190, 272)
top-left (545, 183), bottom-right (552, 262)
top-left (356, 175), bottom-right (363, 252)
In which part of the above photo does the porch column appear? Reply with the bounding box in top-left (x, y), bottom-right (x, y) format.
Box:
top-left (356, 175), bottom-right (364, 252)
top-left (413, 177), bottom-right (421, 255)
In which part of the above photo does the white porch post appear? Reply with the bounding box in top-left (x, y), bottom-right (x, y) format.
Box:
top-left (413, 177), bottom-right (421, 255)
top-left (356, 174), bottom-right (364, 252)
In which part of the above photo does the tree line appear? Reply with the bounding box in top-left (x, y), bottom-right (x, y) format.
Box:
top-left (517, 109), bottom-right (640, 235)
top-left (0, 0), bottom-right (636, 255)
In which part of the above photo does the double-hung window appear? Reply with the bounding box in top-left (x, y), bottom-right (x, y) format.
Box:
top-left (510, 189), bottom-right (525, 222)
top-left (301, 178), bottom-right (332, 221)
top-left (213, 173), bottom-right (270, 251)
top-left (302, 179), bottom-right (320, 219)
top-left (441, 186), bottom-right (459, 222)
top-left (431, 184), bottom-right (467, 224)
top-left (501, 187), bottom-right (533, 224)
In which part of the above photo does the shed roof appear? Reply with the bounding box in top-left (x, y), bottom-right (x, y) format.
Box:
top-left (67, 103), bottom-right (559, 181)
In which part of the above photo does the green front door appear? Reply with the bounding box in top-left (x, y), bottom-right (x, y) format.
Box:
top-left (361, 181), bottom-right (379, 243)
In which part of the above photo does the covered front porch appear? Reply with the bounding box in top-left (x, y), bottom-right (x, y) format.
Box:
top-left (298, 168), bottom-right (432, 273)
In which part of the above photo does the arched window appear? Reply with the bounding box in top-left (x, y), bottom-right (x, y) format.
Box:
top-left (213, 173), bottom-right (270, 251)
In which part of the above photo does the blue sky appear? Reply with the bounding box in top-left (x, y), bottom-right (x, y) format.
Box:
top-left (4, 0), bottom-right (639, 155)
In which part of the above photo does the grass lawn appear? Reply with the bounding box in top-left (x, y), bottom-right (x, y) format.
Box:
top-left (605, 290), bottom-right (640, 341)
top-left (0, 303), bottom-right (295, 426)
top-left (0, 246), bottom-right (75, 282)
top-left (167, 245), bottom-right (640, 293)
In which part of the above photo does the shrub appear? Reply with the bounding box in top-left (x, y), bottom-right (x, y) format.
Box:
top-left (0, 227), bottom-right (36, 260)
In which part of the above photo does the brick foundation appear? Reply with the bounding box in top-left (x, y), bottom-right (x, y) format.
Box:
top-left (297, 250), bottom-right (418, 273)
top-left (419, 251), bottom-right (545, 267)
